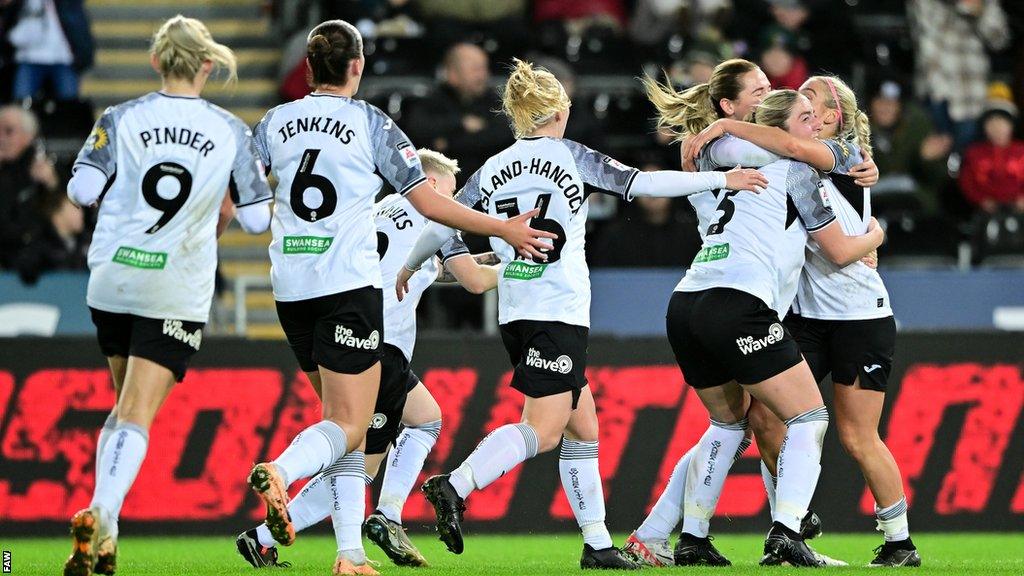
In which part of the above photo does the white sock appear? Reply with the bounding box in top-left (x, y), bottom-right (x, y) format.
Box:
top-left (635, 449), bottom-right (692, 542)
top-left (775, 407), bottom-right (828, 533)
top-left (272, 420), bottom-right (348, 487)
top-left (93, 413), bottom-right (120, 538)
top-left (681, 418), bottom-right (748, 538)
top-left (559, 439), bottom-right (613, 549)
top-left (761, 461), bottom-right (778, 520)
top-left (328, 451), bottom-right (367, 564)
top-left (91, 423), bottom-right (148, 526)
top-left (378, 420), bottom-right (440, 524)
top-left (875, 497), bottom-right (910, 542)
top-left (449, 423), bottom-right (539, 499)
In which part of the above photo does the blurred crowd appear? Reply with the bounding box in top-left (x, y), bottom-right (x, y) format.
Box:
top-left (2, 0), bottom-right (1024, 290)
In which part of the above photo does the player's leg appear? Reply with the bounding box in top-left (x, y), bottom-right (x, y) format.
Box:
top-left (328, 437), bottom-right (376, 576)
top-left (560, 386), bottom-right (637, 570)
top-left (376, 381), bottom-right (441, 526)
top-left (68, 312), bottom-right (198, 576)
top-left (251, 292), bottom-right (381, 547)
top-left (743, 360), bottom-right (828, 567)
top-left (362, 351), bottom-right (430, 567)
top-left (422, 321), bottom-right (577, 555)
top-left (830, 317), bottom-right (919, 567)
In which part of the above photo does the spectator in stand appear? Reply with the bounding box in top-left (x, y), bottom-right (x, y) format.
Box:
top-left (757, 34), bottom-right (808, 89)
top-left (870, 80), bottom-right (953, 215)
top-left (958, 100), bottom-right (1024, 213)
top-left (0, 105), bottom-right (58, 269)
top-left (4, 0), bottom-right (94, 101)
top-left (417, 0), bottom-right (529, 61)
top-left (403, 43), bottom-right (511, 178)
top-left (628, 0), bottom-right (734, 48)
top-left (13, 191), bottom-right (86, 284)
top-left (535, 0), bottom-right (628, 31)
top-left (908, 0), bottom-right (1010, 152)
top-left (590, 166), bottom-right (701, 268)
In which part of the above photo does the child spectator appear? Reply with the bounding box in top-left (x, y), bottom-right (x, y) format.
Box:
top-left (958, 99), bottom-right (1024, 213)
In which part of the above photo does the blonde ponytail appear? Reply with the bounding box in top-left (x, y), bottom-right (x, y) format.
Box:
top-left (151, 15), bottom-right (237, 85)
top-left (641, 75), bottom-right (716, 140)
top-left (807, 75), bottom-right (872, 157)
top-left (501, 58), bottom-right (571, 138)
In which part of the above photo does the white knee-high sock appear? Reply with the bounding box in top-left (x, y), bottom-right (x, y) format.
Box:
top-left (378, 420), bottom-right (441, 524)
top-left (449, 423), bottom-right (539, 499)
top-left (635, 449), bottom-right (692, 542)
top-left (329, 451), bottom-right (367, 564)
top-left (91, 422), bottom-right (148, 527)
top-left (875, 497), bottom-right (910, 542)
top-left (93, 412), bottom-right (120, 538)
top-left (775, 407), bottom-right (828, 533)
top-left (272, 420), bottom-right (348, 487)
top-left (761, 461), bottom-right (778, 520)
top-left (681, 418), bottom-right (748, 538)
top-left (558, 439), bottom-right (613, 550)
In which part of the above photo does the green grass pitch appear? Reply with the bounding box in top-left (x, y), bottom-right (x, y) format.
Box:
top-left (4, 532), bottom-right (1022, 575)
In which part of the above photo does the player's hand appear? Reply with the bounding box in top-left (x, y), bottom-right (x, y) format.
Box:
top-left (724, 166), bottom-right (767, 193)
top-left (849, 156), bottom-right (879, 187)
top-left (861, 249), bottom-right (878, 269)
top-left (396, 265), bottom-right (415, 302)
top-left (501, 208), bottom-right (557, 262)
top-left (683, 120), bottom-right (727, 163)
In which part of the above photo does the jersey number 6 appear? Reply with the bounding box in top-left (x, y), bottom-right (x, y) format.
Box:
top-left (142, 161), bottom-right (192, 234)
top-left (291, 148), bottom-right (338, 222)
top-left (495, 193), bottom-right (566, 263)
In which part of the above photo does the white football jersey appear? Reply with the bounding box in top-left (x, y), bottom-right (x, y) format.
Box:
top-left (374, 194), bottom-right (467, 362)
top-left (254, 94), bottom-right (427, 302)
top-left (75, 92), bottom-right (272, 322)
top-left (440, 136), bottom-right (638, 327)
top-left (679, 140), bottom-right (835, 317)
top-left (792, 139), bottom-right (892, 320)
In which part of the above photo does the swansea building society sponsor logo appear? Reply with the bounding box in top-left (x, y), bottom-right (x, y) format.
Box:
top-left (525, 348), bottom-right (573, 374)
top-left (736, 322), bottom-right (785, 356)
top-left (163, 320), bottom-right (202, 351)
top-left (334, 325), bottom-right (380, 350)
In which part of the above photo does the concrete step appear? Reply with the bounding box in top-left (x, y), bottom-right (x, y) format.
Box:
top-left (219, 259), bottom-right (270, 278)
top-left (92, 48), bottom-right (279, 79)
top-left (220, 228), bottom-right (272, 249)
top-left (244, 322), bottom-right (286, 339)
top-left (91, 18), bottom-right (269, 39)
top-left (81, 78), bottom-right (278, 110)
top-left (88, 4), bottom-right (262, 20)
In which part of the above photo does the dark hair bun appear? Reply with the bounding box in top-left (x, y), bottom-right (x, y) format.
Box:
top-left (306, 20), bottom-right (363, 88)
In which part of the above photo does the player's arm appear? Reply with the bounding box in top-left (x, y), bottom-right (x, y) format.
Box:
top-left (438, 253), bottom-right (499, 294)
top-left (216, 191), bottom-right (235, 238)
top-left (68, 106), bottom-right (118, 207)
top-left (564, 138), bottom-right (766, 200)
top-left (682, 132), bottom-right (781, 170)
top-left (788, 162), bottom-right (883, 267)
top-left (813, 218), bottom-right (884, 267)
top-left (229, 117), bottom-right (274, 234)
top-left (696, 119), bottom-right (837, 170)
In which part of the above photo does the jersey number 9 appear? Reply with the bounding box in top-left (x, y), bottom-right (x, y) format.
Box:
top-left (291, 148), bottom-right (338, 222)
top-left (142, 162), bottom-right (193, 234)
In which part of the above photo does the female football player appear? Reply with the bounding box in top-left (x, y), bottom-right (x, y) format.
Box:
top-left (635, 88), bottom-right (886, 567)
top-left (684, 76), bottom-right (919, 567)
top-left (247, 21), bottom-right (554, 575)
top-left (397, 58), bottom-right (766, 570)
top-left (63, 15), bottom-right (273, 576)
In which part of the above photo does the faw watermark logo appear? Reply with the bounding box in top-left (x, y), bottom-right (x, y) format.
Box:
top-left (736, 323), bottom-right (785, 356)
top-left (525, 348), bottom-right (573, 374)
top-left (370, 413), bottom-right (387, 429)
top-left (334, 325), bottom-right (380, 350)
top-left (163, 320), bottom-right (202, 351)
